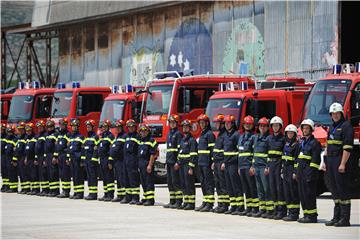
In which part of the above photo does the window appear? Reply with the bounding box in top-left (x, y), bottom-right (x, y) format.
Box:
top-left (350, 83), bottom-right (360, 126)
top-left (246, 100), bottom-right (276, 122)
top-left (177, 87), bottom-right (215, 113)
top-left (8, 95), bottom-right (34, 122)
top-left (132, 100), bottom-right (142, 123)
top-left (100, 100), bottom-right (125, 122)
top-left (52, 91), bottom-right (73, 117)
top-left (36, 95), bottom-right (53, 118)
top-left (1, 99), bottom-right (10, 120)
top-left (77, 94), bottom-right (103, 116)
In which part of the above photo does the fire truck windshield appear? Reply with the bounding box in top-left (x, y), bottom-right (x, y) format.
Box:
top-left (100, 100), bottom-right (125, 122)
top-left (144, 85), bottom-right (173, 116)
top-left (8, 95), bottom-right (34, 122)
top-left (304, 79), bottom-right (351, 125)
top-left (206, 98), bottom-right (242, 130)
top-left (51, 92), bottom-right (72, 117)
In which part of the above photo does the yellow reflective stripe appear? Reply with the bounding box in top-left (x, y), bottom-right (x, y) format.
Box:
top-left (224, 152), bottom-right (238, 156)
top-left (17, 139), bottom-right (26, 143)
top-left (71, 138), bottom-right (84, 143)
top-left (254, 153), bottom-right (268, 158)
top-left (8, 140), bottom-right (16, 146)
top-left (188, 162), bottom-right (195, 167)
top-left (268, 150), bottom-right (282, 155)
top-left (12, 157), bottom-right (18, 161)
top-left (130, 138), bottom-right (140, 144)
top-left (310, 162), bottom-right (320, 169)
top-left (167, 148), bottom-right (178, 152)
top-left (298, 154), bottom-right (312, 160)
top-left (47, 136), bottom-right (57, 141)
top-left (91, 157), bottom-right (99, 162)
top-left (287, 204), bottom-right (300, 209)
top-left (144, 141), bottom-right (157, 148)
top-left (208, 143), bottom-right (215, 147)
top-left (343, 145), bottom-right (353, 150)
top-left (213, 148), bottom-right (224, 153)
top-left (38, 137), bottom-right (46, 141)
top-left (63, 135), bottom-right (70, 141)
top-left (294, 163), bottom-right (299, 168)
top-left (178, 154), bottom-right (190, 158)
top-left (29, 138), bottom-right (37, 142)
top-left (282, 155), bottom-right (295, 161)
top-left (327, 140), bottom-right (343, 145)
top-left (303, 209), bottom-right (317, 214)
top-left (80, 156), bottom-right (86, 160)
top-left (84, 137), bottom-right (97, 142)
top-left (238, 152), bottom-right (253, 157)
top-left (189, 152), bottom-right (198, 156)
top-left (116, 138), bottom-right (125, 143)
top-left (198, 150), bottom-right (210, 154)
top-left (340, 200), bottom-right (351, 205)
top-left (109, 157), bottom-right (114, 161)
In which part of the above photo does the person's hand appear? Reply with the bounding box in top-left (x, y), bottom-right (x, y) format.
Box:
top-left (11, 161), bottom-right (17, 167)
top-left (264, 167), bottom-right (269, 176)
top-left (221, 163), bottom-right (225, 171)
top-left (249, 167), bottom-right (255, 176)
top-left (188, 168), bottom-right (193, 175)
top-left (34, 160), bottom-right (39, 166)
top-left (320, 162), bottom-right (327, 172)
top-left (292, 173), bottom-right (297, 180)
top-left (211, 162), bottom-right (215, 170)
top-left (147, 164), bottom-right (152, 174)
top-left (338, 164), bottom-right (346, 173)
top-left (65, 159), bottom-right (70, 165)
top-left (24, 158), bottom-right (28, 166)
top-left (52, 157), bottom-right (58, 165)
top-left (108, 163), bottom-right (113, 170)
top-left (174, 163), bottom-right (180, 171)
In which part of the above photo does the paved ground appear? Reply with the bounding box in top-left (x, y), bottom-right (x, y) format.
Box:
top-left (1, 184), bottom-right (359, 239)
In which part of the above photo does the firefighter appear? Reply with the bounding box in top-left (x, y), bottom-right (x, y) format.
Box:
top-left (83, 119), bottom-right (99, 201)
top-left (109, 120), bottom-right (127, 202)
top-left (5, 125), bottom-right (17, 192)
top-left (223, 115), bottom-right (244, 215)
top-left (281, 124), bottom-right (300, 221)
top-left (296, 119), bottom-right (321, 223)
top-left (164, 114), bottom-right (183, 209)
top-left (250, 117), bottom-right (271, 218)
top-left (123, 119), bottom-right (141, 204)
top-left (267, 116), bottom-right (286, 219)
top-left (238, 115), bottom-right (259, 216)
top-left (177, 119), bottom-right (198, 210)
top-left (195, 114), bottom-right (216, 212)
top-left (137, 124), bottom-right (158, 206)
top-left (212, 114), bottom-right (229, 214)
top-left (13, 122), bottom-right (27, 193)
top-left (1, 123), bottom-right (9, 192)
top-left (35, 120), bottom-right (48, 196)
top-left (44, 119), bottom-right (59, 197)
top-left (324, 103), bottom-right (354, 227)
top-left (68, 118), bottom-right (85, 199)
top-left (97, 119), bottom-right (115, 201)
top-left (55, 118), bottom-right (71, 198)
top-left (24, 123), bottom-right (37, 194)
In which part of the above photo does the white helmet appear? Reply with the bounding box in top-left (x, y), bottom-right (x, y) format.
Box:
top-left (300, 119), bottom-right (315, 131)
top-left (284, 124), bottom-right (298, 136)
top-left (270, 116), bottom-right (283, 126)
top-left (329, 102), bottom-right (344, 115)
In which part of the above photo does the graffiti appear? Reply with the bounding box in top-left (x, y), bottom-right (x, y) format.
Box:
top-left (322, 25), bottom-right (338, 67)
top-left (222, 19), bottom-right (265, 77)
top-left (167, 18), bottom-right (213, 74)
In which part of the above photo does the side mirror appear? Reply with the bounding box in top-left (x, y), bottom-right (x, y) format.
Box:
top-left (77, 95), bottom-right (83, 116)
top-left (183, 89), bottom-right (191, 113)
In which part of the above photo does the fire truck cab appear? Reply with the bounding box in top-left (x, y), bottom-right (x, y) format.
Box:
top-left (100, 85), bottom-right (144, 137)
top-left (7, 82), bottom-right (54, 130)
top-left (51, 82), bottom-right (111, 135)
top-left (0, 87), bottom-right (15, 125)
top-left (302, 63), bottom-right (360, 198)
top-left (140, 71), bottom-right (254, 178)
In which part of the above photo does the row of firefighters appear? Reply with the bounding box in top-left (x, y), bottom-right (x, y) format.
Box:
top-left (0, 103), bottom-right (353, 227)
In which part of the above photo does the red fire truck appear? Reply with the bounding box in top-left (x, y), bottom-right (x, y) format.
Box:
top-left (0, 87), bottom-right (15, 125)
top-left (50, 82), bottom-right (111, 135)
top-left (7, 82), bottom-right (55, 132)
top-left (140, 71), bottom-right (254, 178)
top-left (302, 63), bottom-right (360, 198)
top-left (100, 85), bottom-right (144, 137)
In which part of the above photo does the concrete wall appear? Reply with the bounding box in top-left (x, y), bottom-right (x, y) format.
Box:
top-left (56, 1), bottom-right (338, 86)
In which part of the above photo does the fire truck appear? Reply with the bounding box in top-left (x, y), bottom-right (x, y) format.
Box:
top-left (0, 87), bottom-right (15, 125)
top-left (140, 71), bottom-right (254, 178)
top-left (100, 85), bottom-right (144, 137)
top-left (302, 63), bottom-right (360, 198)
top-left (7, 82), bottom-right (55, 131)
top-left (50, 82), bottom-right (111, 135)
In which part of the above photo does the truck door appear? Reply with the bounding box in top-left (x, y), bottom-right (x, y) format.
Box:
top-left (35, 94), bottom-right (53, 121)
top-left (76, 93), bottom-right (104, 128)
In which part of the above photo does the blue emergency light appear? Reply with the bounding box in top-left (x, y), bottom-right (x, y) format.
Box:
top-left (57, 83), bottom-right (66, 89)
top-left (18, 82), bottom-right (25, 89)
top-left (32, 81), bottom-right (40, 89)
top-left (111, 85), bottom-right (119, 94)
top-left (72, 82), bottom-right (80, 88)
top-left (355, 62), bottom-right (360, 73)
top-left (125, 84), bottom-right (133, 93)
top-left (332, 64), bottom-right (342, 74)
top-left (241, 81), bottom-right (248, 90)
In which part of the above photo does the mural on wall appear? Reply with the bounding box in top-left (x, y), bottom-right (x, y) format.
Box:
top-left (167, 18), bottom-right (213, 75)
top-left (222, 19), bottom-right (265, 77)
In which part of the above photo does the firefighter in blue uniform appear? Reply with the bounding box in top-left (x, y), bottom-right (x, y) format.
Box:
top-left (109, 120), bottom-right (127, 202)
top-left (68, 118), bottom-right (85, 199)
top-left (1, 123), bottom-right (9, 192)
top-left (177, 119), bottom-right (198, 210)
top-left (164, 114), bottom-right (183, 209)
top-left (83, 119), bottom-right (99, 201)
top-left (212, 114), bottom-right (229, 214)
top-left (223, 115), bottom-right (244, 215)
top-left (35, 120), bottom-right (48, 195)
top-left (250, 117), bottom-right (271, 218)
top-left (296, 119), bottom-right (321, 223)
top-left (97, 119), bottom-right (115, 201)
top-left (13, 122), bottom-right (27, 193)
top-left (44, 119), bottom-right (59, 197)
top-left (324, 103), bottom-right (354, 227)
top-left (24, 123), bottom-right (37, 194)
top-left (137, 124), bottom-right (158, 206)
top-left (123, 119), bottom-right (141, 204)
top-left (267, 116), bottom-right (286, 219)
top-left (238, 115), bottom-right (259, 216)
top-left (281, 124), bottom-right (300, 221)
top-left (195, 114), bottom-right (216, 212)
top-left (55, 118), bottom-right (71, 198)
top-left (4, 125), bottom-right (16, 192)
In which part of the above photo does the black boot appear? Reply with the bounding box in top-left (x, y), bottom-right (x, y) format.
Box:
top-left (239, 208), bottom-right (250, 216)
top-left (57, 192), bottom-right (70, 198)
top-left (325, 203), bottom-right (341, 226)
top-left (120, 196), bottom-right (131, 204)
top-left (283, 214), bottom-right (298, 221)
top-left (144, 200), bottom-right (155, 206)
top-left (266, 210), bottom-right (275, 219)
top-left (200, 203), bottom-right (213, 212)
top-left (98, 194), bottom-right (107, 201)
top-left (298, 215), bottom-right (317, 223)
top-left (163, 200), bottom-right (176, 208)
top-left (195, 202), bottom-right (206, 211)
top-left (334, 203), bottom-right (351, 227)
top-left (231, 207), bottom-right (242, 215)
top-left (184, 203), bottom-right (195, 210)
top-left (225, 206), bottom-right (237, 214)
top-left (111, 196), bottom-right (123, 202)
top-left (253, 210), bottom-right (265, 218)
top-left (171, 200), bottom-right (182, 209)
top-left (72, 194), bottom-right (83, 200)
top-left (85, 194), bottom-right (97, 200)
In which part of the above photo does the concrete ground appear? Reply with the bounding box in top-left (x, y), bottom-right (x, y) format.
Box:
top-left (1, 184), bottom-right (359, 239)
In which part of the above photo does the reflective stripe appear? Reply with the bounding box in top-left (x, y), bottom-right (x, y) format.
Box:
top-left (143, 141), bottom-right (157, 148)
top-left (238, 152), bottom-right (252, 157)
top-left (166, 148), bottom-right (178, 152)
top-left (343, 145), bottom-right (353, 150)
top-left (109, 157), bottom-right (114, 160)
top-left (188, 162), bottom-right (195, 168)
top-left (81, 156), bottom-right (86, 160)
top-left (340, 200), bottom-right (351, 205)
top-left (224, 152), bottom-right (238, 156)
top-left (310, 162), bottom-right (320, 169)
top-left (327, 140), bottom-right (342, 145)
top-left (130, 138), bottom-right (140, 144)
top-left (282, 155), bottom-right (294, 161)
top-left (84, 137), bottom-right (97, 142)
top-left (12, 157), bottom-right (18, 161)
top-left (38, 137), bottom-right (46, 141)
top-left (287, 204), bottom-right (300, 209)
top-left (268, 150), bottom-right (282, 155)
top-left (294, 163), bottom-right (299, 168)
top-left (208, 143), bottom-right (215, 147)
top-left (116, 138), bottom-right (126, 143)
top-left (91, 157), bottom-right (99, 162)
top-left (213, 148), bottom-right (224, 153)
top-left (47, 135), bottom-right (58, 141)
top-left (178, 154), bottom-right (190, 158)
top-left (198, 150), bottom-right (210, 154)
top-left (254, 153), bottom-right (268, 158)
top-left (189, 152), bottom-right (198, 156)
top-left (298, 154), bottom-right (312, 160)
top-left (303, 209), bottom-right (317, 214)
